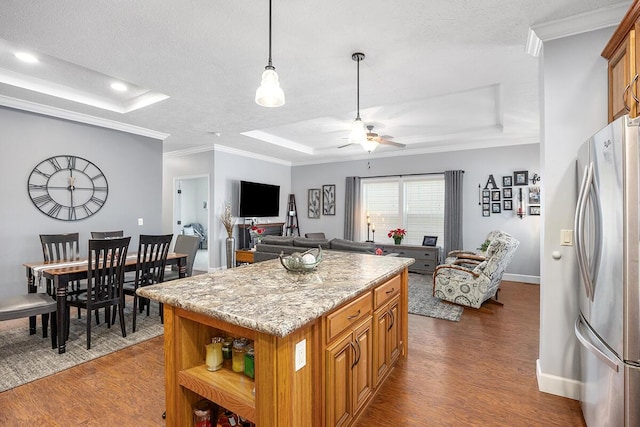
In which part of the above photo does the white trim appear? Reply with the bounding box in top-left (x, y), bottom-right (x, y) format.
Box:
top-left (0, 95), bottom-right (169, 140)
top-left (163, 143), bottom-right (293, 167)
top-left (241, 130), bottom-right (315, 155)
top-left (503, 273), bottom-right (540, 284)
top-left (532, 2), bottom-right (629, 42)
top-left (536, 359), bottom-right (581, 400)
top-left (526, 28), bottom-right (543, 57)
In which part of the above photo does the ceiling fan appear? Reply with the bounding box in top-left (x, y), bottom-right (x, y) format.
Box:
top-left (339, 125), bottom-right (406, 150)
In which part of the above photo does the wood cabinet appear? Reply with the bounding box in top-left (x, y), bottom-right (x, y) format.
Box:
top-left (326, 318), bottom-right (372, 427)
top-left (603, 1), bottom-right (640, 122)
top-left (372, 275), bottom-right (401, 387)
top-left (380, 244), bottom-right (441, 274)
top-left (235, 249), bottom-right (255, 265)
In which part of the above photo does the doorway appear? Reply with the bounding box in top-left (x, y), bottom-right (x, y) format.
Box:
top-left (173, 175), bottom-right (209, 272)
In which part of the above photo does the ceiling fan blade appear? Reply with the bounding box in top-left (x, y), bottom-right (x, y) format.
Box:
top-left (378, 139), bottom-right (406, 148)
top-left (379, 135), bottom-right (394, 140)
top-left (338, 143), bottom-right (356, 149)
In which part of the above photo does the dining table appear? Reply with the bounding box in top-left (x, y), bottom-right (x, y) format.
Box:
top-left (23, 252), bottom-right (188, 354)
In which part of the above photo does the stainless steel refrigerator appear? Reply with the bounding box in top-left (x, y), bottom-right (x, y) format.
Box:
top-left (574, 115), bottom-right (640, 426)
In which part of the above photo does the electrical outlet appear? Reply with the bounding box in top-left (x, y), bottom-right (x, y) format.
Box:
top-left (138, 218), bottom-right (144, 226)
top-left (295, 339), bottom-right (306, 371)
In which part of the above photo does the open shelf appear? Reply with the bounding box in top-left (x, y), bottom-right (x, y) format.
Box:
top-left (179, 365), bottom-right (256, 422)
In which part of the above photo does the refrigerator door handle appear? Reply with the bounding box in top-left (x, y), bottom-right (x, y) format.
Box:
top-left (575, 315), bottom-right (620, 372)
top-left (588, 168), bottom-right (603, 298)
top-left (574, 163), bottom-right (593, 300)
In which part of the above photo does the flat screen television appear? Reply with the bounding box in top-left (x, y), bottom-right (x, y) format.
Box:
top-left (239, 180), bottom-right (280, 217)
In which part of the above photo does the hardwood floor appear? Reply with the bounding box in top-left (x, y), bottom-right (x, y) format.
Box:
top-left (0, 281), bottom-right (585, 426)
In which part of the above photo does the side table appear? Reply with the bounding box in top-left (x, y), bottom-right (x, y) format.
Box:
top-left (235, 249), bottom-right (255, 266)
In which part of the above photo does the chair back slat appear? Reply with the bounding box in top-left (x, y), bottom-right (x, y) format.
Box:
top-left (40, 233), bottom-right (80, 262)
top-left (87, 237), bottom-right (131, 306)
top-left (136, 234), bottom-right (173, 286)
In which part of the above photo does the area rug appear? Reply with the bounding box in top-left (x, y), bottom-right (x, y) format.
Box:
top-left (0, 302), bottom-right (163, 392)
top-left (408, 273), bottom-right (463, 322)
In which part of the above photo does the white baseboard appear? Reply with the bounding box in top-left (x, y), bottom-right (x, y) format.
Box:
top-left (503, 273), bottom-right (539, 284)
top-left (536, 359), bottom-right (581, 400)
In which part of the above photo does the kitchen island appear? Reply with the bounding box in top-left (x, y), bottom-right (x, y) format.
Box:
top-left (138, 251), bottom-right (413, 427)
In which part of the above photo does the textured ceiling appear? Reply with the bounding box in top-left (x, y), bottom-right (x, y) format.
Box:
top-left (0, 0), bottom-right (630, 165)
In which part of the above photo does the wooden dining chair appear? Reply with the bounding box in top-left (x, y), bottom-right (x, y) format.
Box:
top-left (122, 234), bottom-right (172, 332)
top-left (38, 233), bottom-right (85, 331)
top-left (91, 230), bottom-right (124, 239)
top-left (66, 236), bottom-right (131, 349)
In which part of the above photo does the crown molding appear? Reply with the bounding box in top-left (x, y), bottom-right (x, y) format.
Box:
top-left (163, 143), bottom-right (292, 167)
top-left (532, 2), bottom-right (630, 42)
top-left (0, 95), bottom-right (169, 140)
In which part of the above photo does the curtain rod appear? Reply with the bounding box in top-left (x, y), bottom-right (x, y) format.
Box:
top-left (361, 170), bottom-right (464, 179)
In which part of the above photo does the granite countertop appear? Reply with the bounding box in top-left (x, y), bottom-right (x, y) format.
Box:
top-left (137, 251), bottom-right (414, 337)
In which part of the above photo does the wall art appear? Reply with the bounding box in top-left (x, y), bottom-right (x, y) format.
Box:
top-left (308, 188), bottom-right (321, 218)
top-left (322, 184), bottom-right (336, 215)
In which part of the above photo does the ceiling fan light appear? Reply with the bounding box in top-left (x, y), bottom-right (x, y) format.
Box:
top-left (255, 68), bottom-right (285, 107)
top-left (349, 118), bottom-right (367, 144)
top-left (361, 139), bottom-right (379, 153)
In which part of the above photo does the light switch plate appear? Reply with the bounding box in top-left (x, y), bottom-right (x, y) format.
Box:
top-left (295, 339), bottom-right (306, 371)
top-left (138, 218), bottom-right (144, 226)
top-left (560, 229), bottom-right (573, 246)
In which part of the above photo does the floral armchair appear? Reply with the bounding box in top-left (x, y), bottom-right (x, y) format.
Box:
top-left (433, 231), bottom-right (519, 309)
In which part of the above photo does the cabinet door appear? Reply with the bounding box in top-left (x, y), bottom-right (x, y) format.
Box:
top-left (352, 318), bottom-right (373, 415)
top-left (388, 296), bottom-right (401, 365)
top-left (609, 31), bottom-right (637, 122)
top-left (372, 307), bottom-right (390, 387)
top-left (326, 333), bottom-right (354, 427)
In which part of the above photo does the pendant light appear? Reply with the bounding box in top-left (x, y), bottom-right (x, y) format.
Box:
top-left (348, 52), bottom-right (377, 152)
top-left (255, 0), bottom-right (285, 107)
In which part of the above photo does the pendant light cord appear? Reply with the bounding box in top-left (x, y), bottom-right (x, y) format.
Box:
top-left (267, 0), bottom-right (274, 69)
top-left (356, 56), bottom-right (360, 119)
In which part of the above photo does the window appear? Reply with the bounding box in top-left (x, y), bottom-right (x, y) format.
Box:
top-left (361, 175), bottom-right (445, 245)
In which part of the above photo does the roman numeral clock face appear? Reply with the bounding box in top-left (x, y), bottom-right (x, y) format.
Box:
top-left (27, 155), bottom-right (109, 221)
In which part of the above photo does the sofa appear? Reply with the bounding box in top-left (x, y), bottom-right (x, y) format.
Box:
top-left (253, 235), bottom-right (376, 263)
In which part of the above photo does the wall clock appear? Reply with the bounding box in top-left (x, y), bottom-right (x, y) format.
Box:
top-left (27, 155), bottom-right (109, 221)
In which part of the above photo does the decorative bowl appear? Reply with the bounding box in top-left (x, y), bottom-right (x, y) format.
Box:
top-left (279, 246), bottom-right (323, 273)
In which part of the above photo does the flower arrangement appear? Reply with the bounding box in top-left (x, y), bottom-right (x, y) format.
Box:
top-left (388, 228), bottom-right (406, 244)
top-left (219, 201), bottom-right (236, 238)
top-left (249, 225), bottom-right (265, 246)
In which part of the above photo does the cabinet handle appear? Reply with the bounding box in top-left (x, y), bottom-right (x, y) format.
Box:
top-left (631, 74), bottom-right (640, 104)
top-left (347, 309), bottom-right (361, 320)
top-left (624, 81), bottom-right (632, 112)
top-left (387, 309), bottom-right (395, 331)
top-left (385, 288), bottom-right (395, 294)
top-left (350, 341), bottom-right (358, 369)
top-left (354, 339), bottom-right (361, 366)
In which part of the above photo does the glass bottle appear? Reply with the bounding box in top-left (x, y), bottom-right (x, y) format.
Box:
top-left (244, 345), bottom-right (255, 379)
top-left (232, 338), bottom-right (248, 373)
top-left (205, 337), bottom-right (224, 372)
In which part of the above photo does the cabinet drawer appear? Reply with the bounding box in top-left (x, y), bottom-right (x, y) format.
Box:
top-left (394, 248), bottom-right (438, 261)
top-left (327, 292), bottom-right (372, 343)
top-left (373, 275), bottom-right (400, 309)
top-left (409, 261), bottom-right (436, 272)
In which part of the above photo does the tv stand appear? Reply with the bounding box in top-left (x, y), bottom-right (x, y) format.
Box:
top-left (237, 222), bottom-right (284, 249)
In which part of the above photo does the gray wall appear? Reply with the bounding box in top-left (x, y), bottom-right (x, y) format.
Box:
top-left (538, 27), bottom-right (613, 397)
top-left (163, 148), bottom-right (291, 270)
top-left (291, 143), bottom-right (541, 280)
top-left (0, 106), bottom-right (163, 298)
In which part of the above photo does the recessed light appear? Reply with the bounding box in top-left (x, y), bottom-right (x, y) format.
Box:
top-left (15, 52), bottom-right (39, 63)
top-left (110, 82), bottom-right (128, 92)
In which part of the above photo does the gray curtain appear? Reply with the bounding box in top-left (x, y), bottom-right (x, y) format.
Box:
top-left (344, 176), bottom-right (361, 240)
top-left (444, 170), bottom-right (463, 256)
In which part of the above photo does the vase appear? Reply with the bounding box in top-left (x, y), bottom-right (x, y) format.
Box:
top-left (393, 237), bottom-right (403, 245)
top-left (226, 236), bottom-right (236, 269)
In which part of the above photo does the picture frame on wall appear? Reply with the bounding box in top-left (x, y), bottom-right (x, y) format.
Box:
top-left (529, 186), bottom-right (541, 204)
top-left (482, 208), bottom-right (490, 217)
top-left (482, 189), bottom-right (490, 198)
top-left (514, 170), bottom-right (529, 186)
top-left (503, 188), bottom-right (512, 199)
top-left (308, 188), bottom-right (321, 218)
top-left (492, 203), bottom-right (501, 213)
top-left (529, 205), bottom-right (541, 215)
top-left (503, 200), bottom-right (513, 210)
top-left (491, 190), bottom-right (501, 201)
top-left (502, 176), bottom-right (512, 187)
top-left (322, 184), bottom-right (336, 215)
